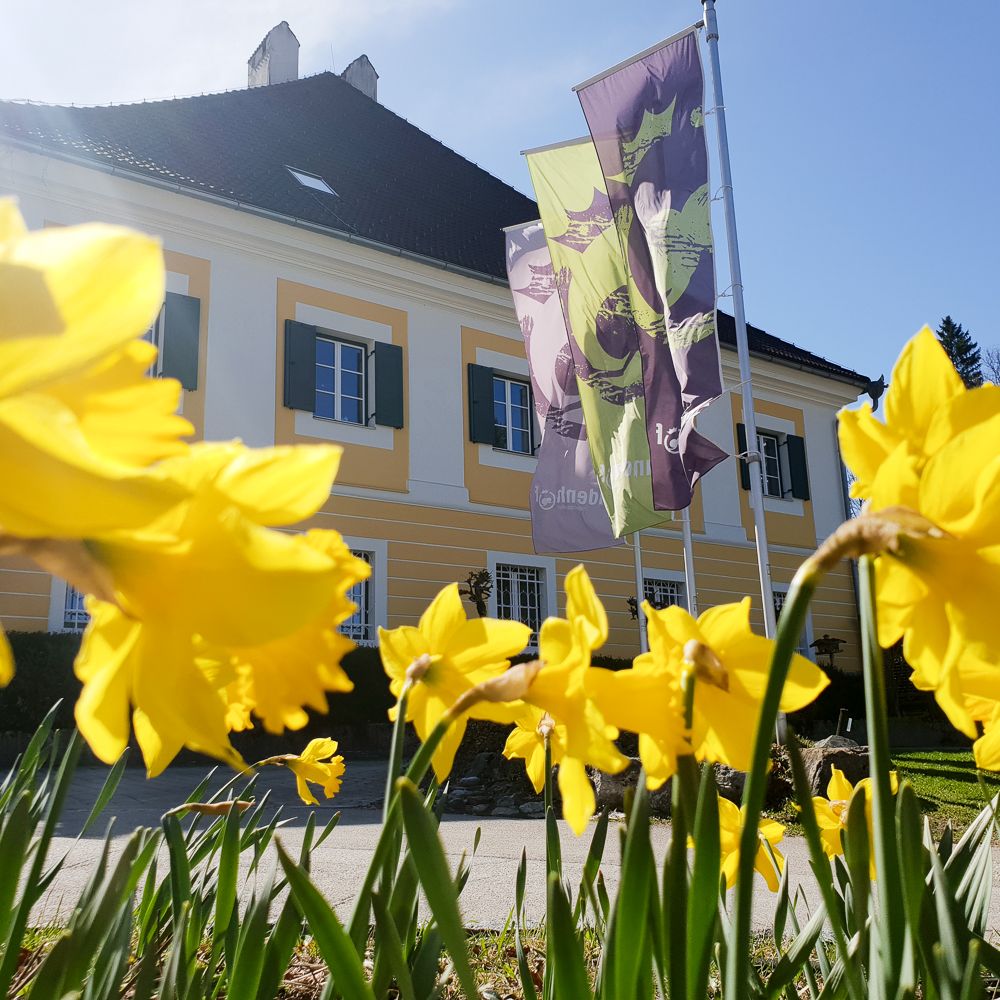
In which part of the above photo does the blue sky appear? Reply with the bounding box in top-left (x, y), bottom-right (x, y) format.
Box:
top-left (5, 0), bottom-right (997, 384)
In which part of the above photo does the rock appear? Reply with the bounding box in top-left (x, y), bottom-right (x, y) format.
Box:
top-left (591, 758), bottom-right (672, 817)
top-left (470, 802), bottom-right (492, 815)
top-left (448, 788), bottom-right (469, 801)
top-left (800, 746), bottom-right (869, 796)
top-left (714, 764), bottom-right (746, 804)
top-left (813, 735), bottom-right (860, 749)
top-left (519, 800), bottom-right (545, 816)
top-left (458, 776), bottom-right (482, 789)
top-left (492, 805), bottom-right (520, 817)
top-left (496, 794), bottom-right (518, 809)
top-left (468, 751), bottom-right (498, 778)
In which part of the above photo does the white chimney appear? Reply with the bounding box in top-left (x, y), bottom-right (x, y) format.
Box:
top-left (248, 22), bottom-right (300, 88)
top-left (341, 55), bottom-right (378, 101)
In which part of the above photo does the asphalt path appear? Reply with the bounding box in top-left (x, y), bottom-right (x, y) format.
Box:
top-left (31, 763), bottom-right (1000, 933)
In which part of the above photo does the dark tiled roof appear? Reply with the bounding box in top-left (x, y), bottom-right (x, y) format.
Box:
top-left (0, 72), bottom-right (539, 280)
top-left (717, 311), bottom-right (868, 387)
top-left (0, 77), bottom-right (868, 388)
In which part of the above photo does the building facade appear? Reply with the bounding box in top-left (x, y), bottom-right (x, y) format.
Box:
top-left (0, 30), bottom-right (869, 670)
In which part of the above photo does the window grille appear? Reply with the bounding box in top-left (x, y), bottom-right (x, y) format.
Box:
top-left (342, 551), bottom-right (373, 641)
top-left (492, 375), bottom-right (533, 454)
top-left (495, 563), bottom-right (545, 644)
top-left (315, 337), bottom-right (366, 425)
top-left (643, 578), bottom-right (686, 611)
top-left (63, 585), bottom-right (89, 632)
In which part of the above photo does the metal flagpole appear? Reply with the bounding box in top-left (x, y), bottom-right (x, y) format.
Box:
top-left (701, 0), bottom-right (777, 638)
top-left (681, 510), bottom-right (698, 617)
top-left (632, 532), bottom-right (649, 653)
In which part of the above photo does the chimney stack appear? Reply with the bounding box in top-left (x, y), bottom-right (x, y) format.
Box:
top-left (248, 22), bottom-right (299, 87)
top-left (341, 55), bottom-right (379, 101)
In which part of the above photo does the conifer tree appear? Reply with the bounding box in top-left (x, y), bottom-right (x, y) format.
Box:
top-left (936, 315), bottom-right (983, 387)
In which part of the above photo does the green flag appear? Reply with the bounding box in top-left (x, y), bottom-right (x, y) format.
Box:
top-left (526, 138), bottom-right (667, 537)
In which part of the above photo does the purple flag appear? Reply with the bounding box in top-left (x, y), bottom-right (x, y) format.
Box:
top-left (505, 221), bottom-right (621, 554)
top-left (577, 27), bottom-right (727, 511)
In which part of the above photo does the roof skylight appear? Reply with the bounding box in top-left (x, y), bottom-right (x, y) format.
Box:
top-left (287, 166), bottom-right (337, 195)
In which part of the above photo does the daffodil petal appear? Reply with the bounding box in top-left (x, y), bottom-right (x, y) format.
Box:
top-left (837, 403), bottom-right (898, 499)
top-left (557, 756), bottom-right (595, 836)
top-left (0, 626), bottom-right (11, 686)
top-left (565, 565), bottom-right (607, 648)
top-left (883, 326), bottom-right (964, 453)
top-left (0, 223), bottom-right (165, 392)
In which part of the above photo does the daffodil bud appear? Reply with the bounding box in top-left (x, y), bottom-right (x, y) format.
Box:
top-left (683, 639), bottom-right (729, 692)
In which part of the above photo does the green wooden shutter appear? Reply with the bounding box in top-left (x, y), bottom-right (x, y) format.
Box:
top-left (283, 320), bottom-right (317, 410)
top-left (735, 422), bottom-right (751, 490)
top-left (373, 342), bottom-right (404, 428)
top-left (160, 292), bottom-right (200, 390)
top-left (468, 364), bottom-right (495, 444)
top-left (785, 434), bottom-right (810, 500)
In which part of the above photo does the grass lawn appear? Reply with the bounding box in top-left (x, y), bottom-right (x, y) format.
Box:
top-left (890, 749), bottom-right (1000, 834)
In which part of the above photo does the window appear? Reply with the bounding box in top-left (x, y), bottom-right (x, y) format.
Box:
top-left (643, 577), bottom-right (686, 611)
top-left (342, 551), bottom-right (373, 641)
top-left (493, 375), bottom-right (533, 455)
top-left (773, 588), bottom-right (811, 657)
top-left (287, 166), bottom-right (338, 195)
top-left (758, 432), bottom-right (783, 498)
top-left (315, 337), bottom-right (366, 425)
top-left (495, 563), bottom-right (545, 644)
top-left (142, 308), bottom-right (164, 375)
top-left (63, 585), bottom-right (89, 632)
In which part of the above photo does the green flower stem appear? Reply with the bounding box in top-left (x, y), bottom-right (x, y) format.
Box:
top-left (348, 712), bottom-right (453, 945)
top-left (786, 730), bottom-right (866, 1000)
top-left (383, 683), bottom-right (411, 824)
top-left (544, 732), bottom-right (553, 815)
top-left (858, 554), bottom-right (905, 991)
top-left (725, 564), bottom-right (818, 1000)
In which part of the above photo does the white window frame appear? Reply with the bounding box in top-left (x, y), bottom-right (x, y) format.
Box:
top-left (47, 578), bottom-right (89, 633)
top-left (487, 551), bottom-right (556, 651)
top-left (642, 569), bottom-right (688, 612)
top-left (314, 335), bottom-right (367, 426)
top-left (757, 430), bottom-right (784, 499)
top-left (492, 374), bottom-right (533, 456)
top-left (773, 584), bottom-right (814, 659)
top-left (341, 536), bottom-right (387, 644)
top-left (287, 166), bottom-right (338, 195)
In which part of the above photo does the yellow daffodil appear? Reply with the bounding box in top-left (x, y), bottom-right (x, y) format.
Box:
top-left (506, 566), bottom-right (628, 835)
top-left (718, 795), bottom-right (785, 891)
top-left (591, 598), bottom-right (827, 784)
top-left (503, 709), bottom-right (566, 795)
top-left (262, 738), bottom-right (346, 806)
top-left (73, 441), bottom-right (368, 775)
top-left (378, 584), bottom-right (530, 783)
top-left (812, 766), bottom-right (899, 876)
top-left (0, 201), bottom-right (192, 542)
top-left (837, 328), bottom-right (1000, 767)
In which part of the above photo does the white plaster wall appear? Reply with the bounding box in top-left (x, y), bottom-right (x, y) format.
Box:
top-left (203, 250), bottom-right (277, 446)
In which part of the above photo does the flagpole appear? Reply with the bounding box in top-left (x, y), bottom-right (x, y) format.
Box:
top-left (632, 532), bottom-right (649, 653)
top-left (701, 0), bottom-right (777, 638)
top-left (681, 509), bottom-right (698, 617)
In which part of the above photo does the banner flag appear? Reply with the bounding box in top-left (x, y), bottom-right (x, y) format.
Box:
top-left (505, 221), bottom-right (621, 554)
top-left (576, 27), bottom-right (727, 511)
top-left (525, 139), bottom-right (669, 537)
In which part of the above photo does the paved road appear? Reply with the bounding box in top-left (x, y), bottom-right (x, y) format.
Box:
top-left (34, 763), bottom-right (1000, 932)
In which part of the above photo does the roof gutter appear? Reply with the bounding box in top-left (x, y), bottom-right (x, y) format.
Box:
top-left (0, 134), bottom-right (512, 289)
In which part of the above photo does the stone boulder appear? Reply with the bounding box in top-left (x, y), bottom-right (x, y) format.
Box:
top-left (800, 746), bottom-right (869, 796)
top-left (591, 758), bottom-right (672, 817)
top-left (813, 735), bottom-right (860, 749)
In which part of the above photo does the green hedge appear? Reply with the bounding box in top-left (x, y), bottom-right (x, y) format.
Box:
top-left (1, 632), bottom-right (638, 738)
